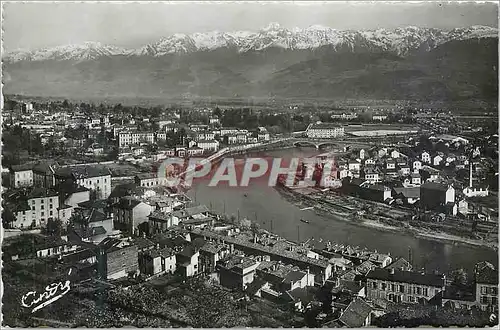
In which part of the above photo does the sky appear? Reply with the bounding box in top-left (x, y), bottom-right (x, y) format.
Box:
top-left (3, 1), bottom-right (499, 52)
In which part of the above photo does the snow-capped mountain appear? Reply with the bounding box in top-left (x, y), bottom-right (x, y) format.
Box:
top-left (4, 23), bottom-right (498, 62)
top-left (4, 42), bottom-right (132, 62)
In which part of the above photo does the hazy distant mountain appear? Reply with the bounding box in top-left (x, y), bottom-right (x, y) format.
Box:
top-left (3, 24), bottom-right (498, 102)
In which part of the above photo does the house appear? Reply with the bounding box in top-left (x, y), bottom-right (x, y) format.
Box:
top-left (306, 123), bottom-right (345, 139)
top-left (368, 253), bottom-right (393, 268)
top-left (55, 166), bottom-right (111, 199)
top-left (410, 173), bottom-right (422, 186)
top-left (34, 236), bottom-right (79, 258)
top-left (139, 247), bottom-right (177, 277)
top-left (366, 268), bottom-right (446, 303)
top-left (386, 159), bottom-right (396, 171)
top-left (219, 255), bottom-right (260, 291)
top-left (344, 179), bottom-right (391, 203)
top-left (364, 158), bottom-right (376, 166)
top-left (412, 160), bottom-right (422, 172)
top-left (112, 197), bottom-right (153, 236)
top-left (10, 164), bottom-right (34, 188)
top-left (474, 262), bottom-right (498, 312)
top-left (399, 165), bottom-right (411, 176)
top-left (364, 169), bottom-right (380, 184)
top-left (420, 182), bottom-right (455, 211)
top-left (420, 152), bottom-right (431, 164)
top-left (100, 238), bottom-right (139, 280)
top-left (281, 286), bottom-right (317, 313)
top-left (199, 241), bottom-right (232, 274)
top-left (5, 188), bottom-right (60, 229)
top-left (187, 147), bottom-right (204, 156)
top-left (224, 134), bottom-right (238, 145)
top-left (257, 131), bottom-right (270, 142)
top-left (348, 160), bottom-right (361, 172)
top-left (135, 173), bottom-right (164, 188)
top-left (339, 298), bottom-right (375, 327)
top-left (359, 149), bottom-right (366, 160)
top-left (338, 168), bottom-right (352, 180)
top-left (176, 245), bottom-right (200, 277)
top-left (433, 155), bottom-right (444, 167)
top-left (148, 211), bottom-right (180, 234)
top-left (390, 150), bottom-right (400, 159)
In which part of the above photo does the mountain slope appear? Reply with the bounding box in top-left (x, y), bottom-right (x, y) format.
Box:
top-left (3, 28), bottom-right (497, 102)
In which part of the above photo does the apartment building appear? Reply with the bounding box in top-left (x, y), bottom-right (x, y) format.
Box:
top-left (55, 166), bottom-right (112, 199)
top-left (118, 130), bottom-right (155, 148)
top-left (306, 123), bottom-right (345, 139)
top-left (10, 164), bottom-right (34, 188)
top-left (366, 268), bottom-right (446, 304)
top-left (6, 188), bottom-right (60, 229)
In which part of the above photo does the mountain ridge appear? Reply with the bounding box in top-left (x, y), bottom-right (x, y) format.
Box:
top-left (4, 24), bottom-right (498, 62)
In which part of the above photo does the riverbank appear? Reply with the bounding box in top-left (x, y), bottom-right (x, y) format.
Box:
top-left (275, 185), bottom-right (498, 251)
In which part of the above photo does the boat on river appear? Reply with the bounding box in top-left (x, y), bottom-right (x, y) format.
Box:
top-left (300, 218), bottom-right (310, 224)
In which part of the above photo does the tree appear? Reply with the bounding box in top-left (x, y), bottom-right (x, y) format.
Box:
top-left (45, 218), bottom-right (64, 236)
top-left (450, 268), bottom-right (468, 287)
top-left (183, 277), bottom-right (241, 328)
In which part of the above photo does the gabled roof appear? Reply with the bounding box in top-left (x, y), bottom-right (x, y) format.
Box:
top-left (385, 258), bottom-right (413, 271)
top-left (475, 266), bottom-right (498, 285)
top-left (339, 298), bottom-right (373, 328)
top-left (87, 209), bottom-right (108, 223)
top-left (393, 187), bottom-right (421, 199)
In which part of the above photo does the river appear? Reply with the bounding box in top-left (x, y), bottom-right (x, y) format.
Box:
top-left (187, 148), bottom-right (498, 274)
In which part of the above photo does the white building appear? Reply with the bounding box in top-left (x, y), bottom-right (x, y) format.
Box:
top-left (118, 130), bottom-right (155, 148)
top-left (55, 166), bottom-right (112, 199)
top-left (6, 188), bottom-right (60, 229)
top-left (413, 160), bottom-right (422, 172)
top-left (306, 123), bottom-right (345, 139)
top-left (421, 152), bottom-right (431, 164)
top-left (197, 140), bottom-right (220, 152)
top-left (433, 155), bottom-right (444, 167)
top-left (10, 164), bottom-right (34, 188)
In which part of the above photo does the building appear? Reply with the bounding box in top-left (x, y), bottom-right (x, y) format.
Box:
top-left (463, 163), bottom-right (489, 198)
top-left (218, 255), bottom-right (261, 291)
top-left (176, 245), bottom-right (200, 277)
top-left (148, 211), bottom-right (179, 234)
top-left (412, 160), bottom-right (422, 172)
top-left (112, 197), bottom-right (153, 236)
top-left (55, 166), bottom-right (111, 199)
top-left (5, 188), bottom-right (60, 229)
top-left (420, 182), bottom-right (455, 211)
top-left (306, 123), bottom-right (345, 139)
top-left (135, 173), bottom-right (167, 188)
top-left (474, 262), bottom-right (498, 312)
top-left (118, 130), bottom-right (155, 148)
top-left (139, 247), bottom-right (177, 277)
top-left (366, 268), bottom-right (446, 303)
top-left (421, 152), bottom-right (431, 164)
top-left (32, 161), bottom-right (57, 188)
top-left (101, 239), bottom-right (139, 280)
top-left (199, 241), bottom-right (232, 274)
top-left (197, 139), bottom-right (219, 152)
top-left (339, 298), bottom-right (375, 327)
top-left (364, 169), bottom-right (381, 184)
top-left (10, 164), bottom-right (34, 188)
top-left (410, 173), bottom-right (422, 186)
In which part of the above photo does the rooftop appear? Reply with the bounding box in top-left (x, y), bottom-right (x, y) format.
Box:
top-left (367, 268), bottom-right (445, 287)
top-left (339, 298), bottom-right (373, 328)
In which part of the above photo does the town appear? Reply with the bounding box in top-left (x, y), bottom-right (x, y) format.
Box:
top-left (2, 98), bottom-right (498, 327)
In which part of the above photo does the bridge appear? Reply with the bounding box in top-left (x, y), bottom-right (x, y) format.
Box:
top-left (292, 140), bottom-right (339, 149)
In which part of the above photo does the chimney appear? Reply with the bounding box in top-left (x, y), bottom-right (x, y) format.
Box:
top-left (469, 162), bottom-right (473, 188)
